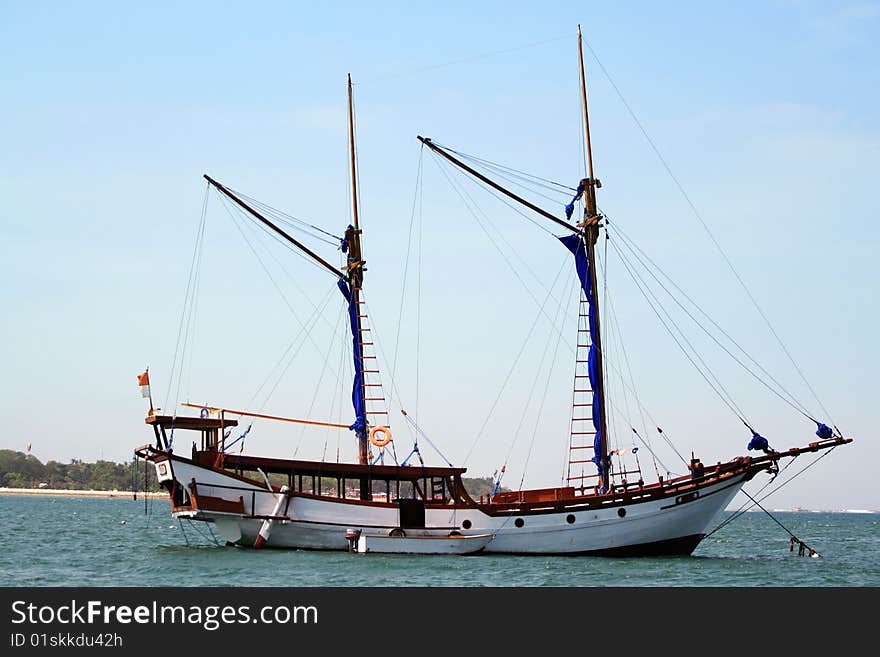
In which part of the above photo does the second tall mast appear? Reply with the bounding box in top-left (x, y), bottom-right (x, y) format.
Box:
top-left (576, 23), bottom-right (610, 492)
top-left (345, 74), bottom-right (370, 468)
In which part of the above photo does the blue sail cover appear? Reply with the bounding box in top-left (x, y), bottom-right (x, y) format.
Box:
top-left (559, 234), bottom-right (606, 486)
top-left (815, 422), bottom-right (833, 439)
top-left (337, 279), bottom-right (367, 436)
top-left (564, 180), bottom-right (586, 221)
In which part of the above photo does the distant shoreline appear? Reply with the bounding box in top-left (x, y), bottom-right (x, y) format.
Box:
top-left (0, 487), bottom-right (165, 499)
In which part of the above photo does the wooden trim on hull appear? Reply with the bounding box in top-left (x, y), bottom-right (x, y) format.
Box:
top-left (135, 435), bottom-right (851, 524)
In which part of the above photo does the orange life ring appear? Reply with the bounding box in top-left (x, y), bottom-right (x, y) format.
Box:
top-left (369, 425), bottom-right (392, 447)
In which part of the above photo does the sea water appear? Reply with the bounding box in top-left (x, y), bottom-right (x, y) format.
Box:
top-left (1, 495), bottom-right (877, 587)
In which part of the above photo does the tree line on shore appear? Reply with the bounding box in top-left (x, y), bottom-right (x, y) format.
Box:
top-left (0, 450), bottom-right (500, 497)
top-left (0, 450), bottom-right (159, 491)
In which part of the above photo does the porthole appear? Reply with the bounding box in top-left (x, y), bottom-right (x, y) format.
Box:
top-left (566, 514), bottom-right (576, 524)
top-left (618, 508), bottom-right (627, 518)
top-left (514, 518), bottom-right (524, 528)
top-left (462, 519), bottom-right (472, 530)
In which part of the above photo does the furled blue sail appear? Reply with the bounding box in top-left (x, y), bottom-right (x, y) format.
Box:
top-left (815, 422), bottom-right (833, 439)
top-left (337, 279), bottom-right (367, 436)
top-left (747, 431), bottom-right (771, 453)
top-left (559, 233), bottom-right (606, 486)
top-left (564, 179), bottom-right (587, 221)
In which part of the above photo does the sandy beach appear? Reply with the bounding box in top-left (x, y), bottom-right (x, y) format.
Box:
top-left (0, 487), bottom-right (165, 499)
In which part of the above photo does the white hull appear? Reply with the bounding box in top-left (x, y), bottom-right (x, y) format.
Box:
top-left (159, 455), bottom-right (747, 556)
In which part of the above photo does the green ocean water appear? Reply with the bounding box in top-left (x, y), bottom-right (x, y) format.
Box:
top-left (1, 495), bottom-right (877, 587)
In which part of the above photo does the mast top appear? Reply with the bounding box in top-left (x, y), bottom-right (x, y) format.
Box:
top-left (577, 23), bottom-right (595, 183)
top-left (347, 72), bottom-right (360, 230)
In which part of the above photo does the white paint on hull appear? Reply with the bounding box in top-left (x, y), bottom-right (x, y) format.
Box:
top-left (356, 533), bottom-right (494, 554)
top-left (159, 455), bottom-right (748, 554)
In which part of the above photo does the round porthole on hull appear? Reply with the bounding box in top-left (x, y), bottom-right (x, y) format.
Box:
top-left (618, 508), bottom-right (627, 518)
top-left (514, 518), bottom-right (524, 528)
top-left (566, 514), bottom-right (576, 524)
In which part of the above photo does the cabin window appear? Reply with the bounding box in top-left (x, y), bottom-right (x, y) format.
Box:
top-left (445, 476), bottom-right (458, 502)
top-left (346, 480), bottom-right (362, 499)
top-left (430, 477), bottom-right (446, 502)
top-left (399, 481), bottom-right (416, 499)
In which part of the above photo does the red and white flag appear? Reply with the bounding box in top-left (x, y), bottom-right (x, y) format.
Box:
top-left (137, 370), bottom-right (151, 398)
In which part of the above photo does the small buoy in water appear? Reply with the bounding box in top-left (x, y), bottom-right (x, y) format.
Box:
top-left (120, 520), bottom-right (126, 525)
top-left (169, 525), bottom-right (175, 529)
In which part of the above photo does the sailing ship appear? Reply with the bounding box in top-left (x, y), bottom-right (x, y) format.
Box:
top-left (134, 30), bottom-right (852, 556)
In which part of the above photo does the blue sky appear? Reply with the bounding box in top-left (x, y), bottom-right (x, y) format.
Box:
top-left (1, 1), bottom-right (877, 510)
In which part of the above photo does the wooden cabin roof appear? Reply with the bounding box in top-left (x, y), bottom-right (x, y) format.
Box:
top-left (145, 414), bottom-right (238, 430)
top-left (212, 452), bottom-right (466, 479)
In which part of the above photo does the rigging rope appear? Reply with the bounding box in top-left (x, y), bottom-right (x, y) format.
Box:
top-left (517, 273), bottom-right (574, 490)
top-left (164, 183), bottom-right (210, 413)
top-left (705, 446), bottom-right (839, 539)
top-left (429, 150), bottom-right (691, 475)
top-left (218, 193), bottom-right (346, 397)
top-left (428, 151), bottom-right (564, 316)
top-left (609, 235), bottom-right (755, 432)
top-left (358, 34), bottom-right (571, 85)
top-left (599, 227), bottom-right (624, 476)
top-left (602, 276), bottom-right (648, 481)
top-left (463, 259), bottom-right (569, 466)
top-left (389, 148), bottom-right (424, 410)
top-left (293, 302), bottom-right (347, 458)
top-left (227, 187), bottom-right (341, 244)
top-left (400, 411), bottom-right (454, 468)
top-left (246, 286), bottom-right (338, 411)
top-left (506, 271), bottom-right (572, 467)
top-left (601, 271), bottom-right (662, 477)
top-left (581, 36), bottom-right (839, 436)
top-left (430, 150), bottom-right (557, 238)
top-left (437, 142), bottom-right (575, 192)
top-left (607, 221), bottom-right (820, 425)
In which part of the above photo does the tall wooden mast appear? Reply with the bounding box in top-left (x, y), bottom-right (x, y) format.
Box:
top-left (345, 73), bottom-right (370, 468)
top-left (577, 24), bottom-right (611, 490)
top-left (347, 74), bottom-right (361, 232)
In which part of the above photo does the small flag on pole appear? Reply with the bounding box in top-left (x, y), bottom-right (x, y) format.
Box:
top-left (26, 443), bottom-right (31, 453)
top-left (137, 370), bottom-right (151, 398)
